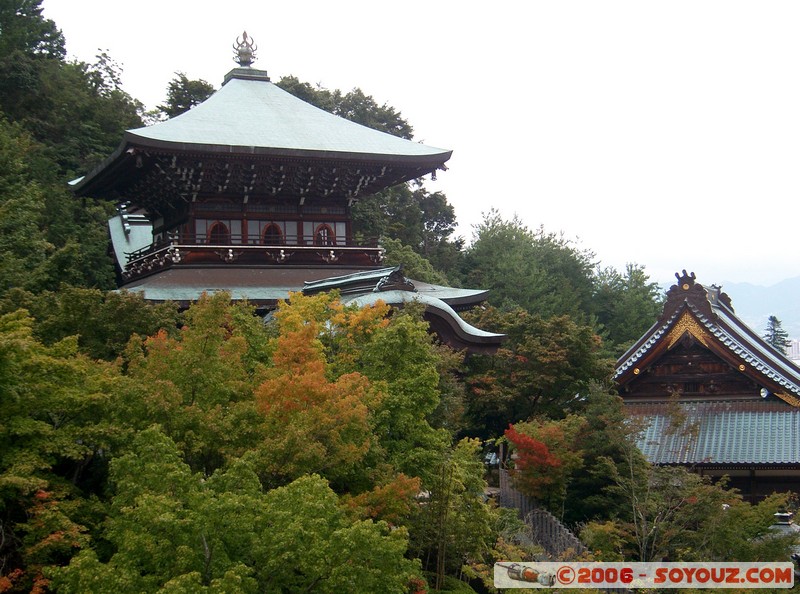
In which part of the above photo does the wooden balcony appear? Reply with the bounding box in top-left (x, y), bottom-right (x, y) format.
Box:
top-left (121, 234), bottom-right (385, 282)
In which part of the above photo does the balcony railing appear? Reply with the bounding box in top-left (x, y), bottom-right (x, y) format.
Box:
top-left (121, 234), bottom-right (385, 281)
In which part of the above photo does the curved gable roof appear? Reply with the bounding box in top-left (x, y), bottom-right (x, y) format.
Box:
top-left (615, 270), bottom-right (800, 402)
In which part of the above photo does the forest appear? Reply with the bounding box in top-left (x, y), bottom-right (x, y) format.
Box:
top-left (0, 2), bottom-right (796, 593)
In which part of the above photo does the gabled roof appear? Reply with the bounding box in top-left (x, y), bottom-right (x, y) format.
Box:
top-left (615, 270), bottom-right (800, 404)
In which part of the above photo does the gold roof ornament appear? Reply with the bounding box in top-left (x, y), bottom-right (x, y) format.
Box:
top-left (666, 311), bottom-right (709, 349)
top-left (233, 31), bottom-right (257, 67)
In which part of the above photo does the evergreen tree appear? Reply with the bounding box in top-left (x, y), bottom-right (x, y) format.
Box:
top-left (763, 314), bottom-right (791, 354)
top-left (0, 2), bottom-right (145, 293)
top-left (158, 72), bottom-right (215, 119)
top-left (462, 210), bottom-right (596, 321)
top-left (462, 305), bottom-right (613, 436)
top-left (0, 0), bottom-right (64, 59)
top-left (0, 118), bottom-right (51, 294)
top-left (593, 263), bottom-right (664, 355)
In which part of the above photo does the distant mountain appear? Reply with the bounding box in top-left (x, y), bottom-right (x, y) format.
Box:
top-left (717, 276), bottom-right (800, 340)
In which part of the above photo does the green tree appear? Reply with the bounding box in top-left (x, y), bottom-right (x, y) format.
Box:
top-left (561, 388), bottom-right (641, 525)
top-left (352, 185), bottom-right (462, 271)
top-left (0, 53), bottom-right (143, 178)
top-left (462, 306), bottom-right (614, 436)
top-left (0, 287), bottom-right (181, 360)
top-left (0, 0), bottom-right (64, 59)
top-left (381, 238), bottom-right (450, 285)
top-left (594, 263), bottom-right (664, 355)
top-left (354, 306), bottom-right (451, 484)
top-left (763, 315), bottom-right (791, 354)
top-left (0, 10), bottom-right (144, 292)
top-left (587, 462), bottom-right (795, 562)
top-left (52, 428), bottom-right (421, 594)
top-left (50, 427), bottom-right (263, 592)
top-left (256, 474), bottom-right (420, 594)
top-left (0, 309), bottom-right (119, 589)
top-left (462, 210), bottom-right (596, 320)
top-left (158, 72), bottom-right (215, 119)
top-left (410, 439), bottom-right (495, 590)
top-left (0, 118), bottom-right (51, 295)
top-left (115, 293), bottom-right (267, 476)
top-left (0, 3), bottom-right (145, 291)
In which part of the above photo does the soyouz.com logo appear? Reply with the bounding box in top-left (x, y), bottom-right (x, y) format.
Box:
top-left (494, 562), bottom-right (795, 589)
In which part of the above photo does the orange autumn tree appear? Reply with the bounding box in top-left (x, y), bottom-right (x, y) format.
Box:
top-left (505, 415), bottom-right (587, 511)
top-left (256, 293), bottom-right (432, 524)
top-left (255, 293), bottom-right (385, 487)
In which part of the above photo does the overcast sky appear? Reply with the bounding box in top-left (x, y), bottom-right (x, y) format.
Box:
top-left (42, 1), bottom-right (800, 287)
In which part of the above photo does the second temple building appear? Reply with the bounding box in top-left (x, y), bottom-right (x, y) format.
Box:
top-left (616, 270), bottom-right (800, 500)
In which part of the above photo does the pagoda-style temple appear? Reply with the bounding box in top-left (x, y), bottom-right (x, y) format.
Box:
top-left (72, 34), bottom-right (502, 353)
top-left (615, 270), bottom-right (800, 500)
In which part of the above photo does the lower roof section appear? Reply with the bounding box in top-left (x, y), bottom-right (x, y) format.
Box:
top-left (346, 291), bottom-right (504, 353)
top-left (120, 265), bottom-right (357, 305)
top-left (302, 266), bottom-right (490, 309)
top-left (121, 265), bottom-right (488, 306)
top-left (627, 399), bottom-right (800, 466)
top-left (119, 265), bottom-right (504, 353)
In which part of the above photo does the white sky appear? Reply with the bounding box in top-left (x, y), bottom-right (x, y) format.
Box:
top-left (42, 1), bottom-right (800, 286)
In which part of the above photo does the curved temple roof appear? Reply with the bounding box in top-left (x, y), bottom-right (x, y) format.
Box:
top-left (73, 67), bottom-right (451, 197)
top-left (118, 265), bottom-right (504, 354)
top-left (347, 291), bottom-right (504, 349)
top-left (618, 271), bottom-right (800, 474)
top-left (130, 68), bottom-right (450, 161)
top-left (304, 266), bottom-right (505, 352)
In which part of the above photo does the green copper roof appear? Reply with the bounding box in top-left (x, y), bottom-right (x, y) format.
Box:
top-left (124, 68), bottom-right (451, 164)
top-left (627, 400), bottom-right (800, 466)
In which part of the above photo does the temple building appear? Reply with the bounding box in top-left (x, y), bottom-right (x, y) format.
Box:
top-left (615, 270), bottom-right (800, 500)
top-left (71, 34), bottom-right (502, 353)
